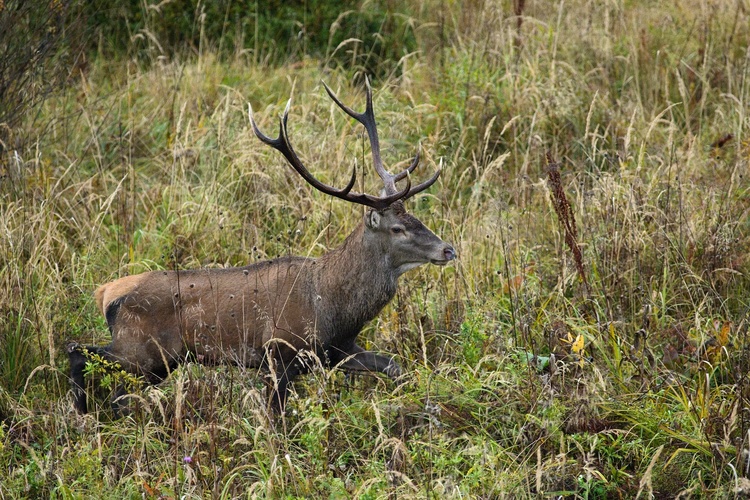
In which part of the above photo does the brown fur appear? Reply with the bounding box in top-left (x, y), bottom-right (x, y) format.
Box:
top-left (68, 205), bottom-right (455, 414)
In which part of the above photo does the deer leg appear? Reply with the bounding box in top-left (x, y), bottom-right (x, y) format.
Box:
top-left (67, 343), bottom-right (89, 413)
top-left (66, 342), bottom-right (113, 414)
top-left (331, 343), bottom-right (402, 380)
top-left (110, 384), bottom-right (131, 417)
top-left (268, 359), bottom-right (302, 413)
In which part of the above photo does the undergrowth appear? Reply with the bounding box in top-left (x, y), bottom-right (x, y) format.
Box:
top-left (1, 0), bottom-right (750, 497)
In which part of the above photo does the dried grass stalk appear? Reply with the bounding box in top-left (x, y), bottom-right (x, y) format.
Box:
top-left (546, 152), bottom-right (588, 288)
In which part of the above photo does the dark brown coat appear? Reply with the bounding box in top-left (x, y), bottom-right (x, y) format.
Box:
top-left (68, 202), bottom-right (454, 413)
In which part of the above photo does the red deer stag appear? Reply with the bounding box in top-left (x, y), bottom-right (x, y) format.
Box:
top-left (67, 79), bottom-right (456, 414)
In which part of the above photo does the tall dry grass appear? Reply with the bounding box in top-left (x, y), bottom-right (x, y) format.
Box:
top-left (1, 0), bottom-right (750, 497)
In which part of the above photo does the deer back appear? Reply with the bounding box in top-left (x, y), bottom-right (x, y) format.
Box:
top-left (96, 256), bottom-right (322, 372)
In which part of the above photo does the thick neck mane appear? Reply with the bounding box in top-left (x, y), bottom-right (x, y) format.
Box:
top-left (313, 221), bottom-right (399, 342)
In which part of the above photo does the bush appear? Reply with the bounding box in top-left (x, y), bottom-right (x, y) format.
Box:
top-left (0, 0), bottom-right (86, 158)
top-left (83, 0), bottom-right (417, 74)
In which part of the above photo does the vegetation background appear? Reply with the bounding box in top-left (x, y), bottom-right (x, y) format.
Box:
top-left (1, 0), bottom-right (750, 497)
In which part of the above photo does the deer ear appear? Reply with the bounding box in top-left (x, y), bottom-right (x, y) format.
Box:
top-left (365, 209), bottom-right (381, 229)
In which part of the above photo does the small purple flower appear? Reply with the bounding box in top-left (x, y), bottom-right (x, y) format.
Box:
top-left (183, 456), bottom-right (192, 464)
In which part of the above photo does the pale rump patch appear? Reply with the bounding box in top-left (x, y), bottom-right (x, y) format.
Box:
top-left (94, 274), bottom-right (147, 315)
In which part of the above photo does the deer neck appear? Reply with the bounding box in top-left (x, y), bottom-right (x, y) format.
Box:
top-left (314, 222), bottom-right (398, 336)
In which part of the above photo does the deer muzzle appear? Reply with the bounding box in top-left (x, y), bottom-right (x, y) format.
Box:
top-left (432, 244), bottom-right (457, 265)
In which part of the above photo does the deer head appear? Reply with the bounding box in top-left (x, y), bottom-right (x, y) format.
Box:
top-left (249, 78), bottom-right (456, 273)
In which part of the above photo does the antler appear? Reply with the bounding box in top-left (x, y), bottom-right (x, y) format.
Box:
top-left (249, 79), bottom-right (440, 211)
top-left (323, 77), bottom-right (440, 199)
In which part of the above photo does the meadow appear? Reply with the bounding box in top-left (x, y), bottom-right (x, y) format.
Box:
top-left (1, 0), bottom-right (750, 497)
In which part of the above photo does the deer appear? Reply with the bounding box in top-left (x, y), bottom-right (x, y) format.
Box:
top-left (67, 79), bottom-right (456, 415)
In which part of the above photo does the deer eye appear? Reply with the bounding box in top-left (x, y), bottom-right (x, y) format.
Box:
top-left (391, 226), bottom-right (404, 234)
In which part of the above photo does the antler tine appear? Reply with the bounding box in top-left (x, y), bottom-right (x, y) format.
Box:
top-left (390, 147), bottom-right (441, 200)
top-left (249, 101), bottom-right (358, 201)
top-left (403, 164), bottom-right (442, 200)
top-left (322, 78), bottom-right (397, 196)
top-left (394, 146), bottom-right (421, 182)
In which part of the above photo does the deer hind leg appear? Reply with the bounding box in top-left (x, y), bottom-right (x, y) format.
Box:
top-left (110, 385), bottom-right (132, 418)
top-left (67, 341), bottom-right (151, 416)
top-left (66, 342), bottom-right (114, 414)
top-left (331, 343), bottom-right (402, 380)
top-left (267, 358), bottom-right (302, 414)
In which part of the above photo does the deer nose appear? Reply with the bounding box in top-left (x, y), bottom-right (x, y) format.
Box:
top-left (443, 245), bottom-right (456, 261)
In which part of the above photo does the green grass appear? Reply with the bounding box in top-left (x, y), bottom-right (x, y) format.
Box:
top-left (2, 0), bottom-right (750, 497)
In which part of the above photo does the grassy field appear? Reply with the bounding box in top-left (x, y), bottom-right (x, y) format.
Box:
top-left (2, 0), bottom-right (750, 497)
